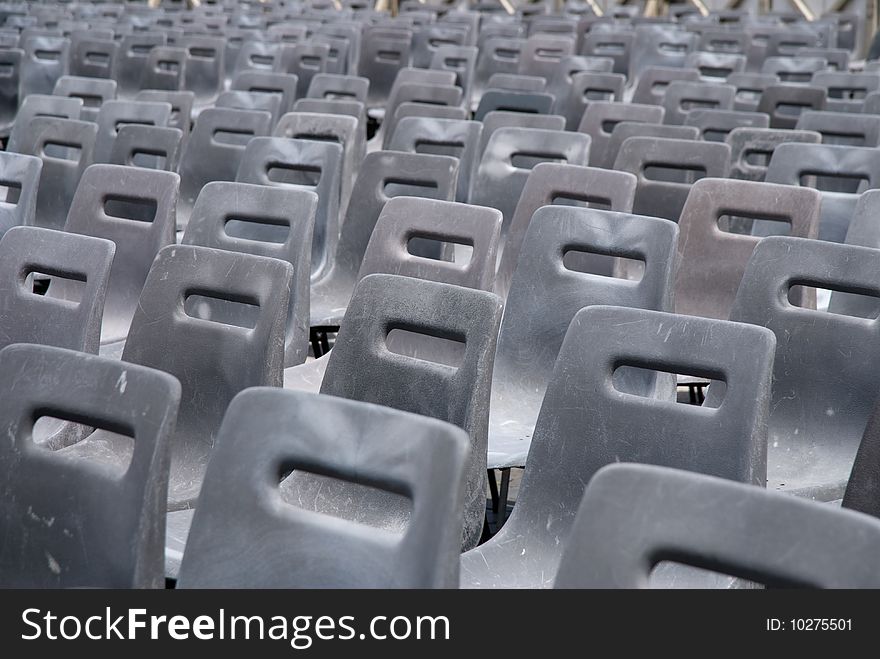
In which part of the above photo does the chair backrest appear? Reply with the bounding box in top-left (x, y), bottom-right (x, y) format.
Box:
top-left (18, 117), bottom-right (97, 231)
top-left (545, 55), bottom-right (614, 110)
top-left (0, 151), bottom-right (42, 238)
top-left (134, 89), bottom-right (194, 137)
top-left (471, 127), bottom-right (591, 234)
top-left (764, 142), bottom-right (880, 242)
top-left (177, 107), bottom-right (273, 230)
top-left (93, 99), bottom-right (172, 164)
top-left (232, 41), bottom-right (283, 77)
top-left (761, 55), bottom-right (827, 83)
top-left (685, 51), bottom-right (746, 82)
top-left (69, 37), bottom-right (118, 79)
top-left (279, 42), bottom-right (330, 99)
top-left (321, 273), bottom-right (503, 551)
top-left (631, 66), bottom-right (700, 106)
top-left (182, 181), bottom-right (316, 367)
top-left (726, 127), bottom-right (821, 182)
top-left (495, 164), bottom-right (638, 298)
top-left (121, 244), bottom-right (293, 509)
top-left (359, 32), bottom-right (411, 107)
top-left (578, 101), bottom-right (664, 168)
top-left (486, 73), bottom-right (546, 93)
top-left (730, 236), bottom-right (880, 498)
top-left (381, 81), bottom-right (463, 146)
top-left (0, 226), bottom-right (114, 354)
top-left (614, 136), bottom-right (730, 223)
top-left (629, 26), bottom-right (696, 80)
top-left (728, 71), bottom-right (780, 112)
top-left (796, 110), bottom-right (880, 147)
top-left (21, 36), bottom-right (69, 97)
top-left (306, 72), bottom-right (370, 104)
top-left (684, 108), bottom-right (770, 142)
top-left (413, 23), bottom-right (468, 68)
top-left (517, 34), bottom-right (575, 80)
top-left (555, 463), bottom-right (880, 589)
top-left (0, 48), bottom-right (22, 134)
top-left (478, 110), bottom-right (565, 157)
top-left (0, 343), bottom-right (180, 588)
top-left (232, 70), bottom-right (299, 115)
top-left (140, 46), bottom-right (187, 92)
top-left (63, 164), bottom-right (179, 344)
top-left (757, 84), bottom-right (827, 129)
top-left (182, 35), bottom-right (225, 104)
top-left (430, 44), bottom-right (477, 106)
top-left (466, 304), bottom-right (775, 587)
top-left (473, 89), bottom-right (555, 122)
top-left (813, 71), bottom-right (879, 102)
top-left (117, 32), bottom-right (165, 97)
top-left (108, 124), bottom-right (184, 173)
top-left (662, 80), bottom-right (736, 125)
top-left (387, 117), bottom-right (482, 204)
top-left (235, 136), bottom-right (342, 280)
top-left (177, 388), bottom-right (469, 588)
top-left (215, 90), bottom-right (282, 126)
top-left (580, 28), bottom-right (633, 76)
top-left (7, 94), bottom-right (81, 154)
top-left (556, 71), bottom-right (625, 131)
top-left (52, 75), bottom-right (116, 123)
top-left (675, 178), bottom-right (821, 319)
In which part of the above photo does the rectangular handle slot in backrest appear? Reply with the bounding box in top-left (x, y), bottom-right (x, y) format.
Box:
top-left (224, 216), bottom-right (290, 244)
top-left (493, 47), bottom-right (520, 61)
top-left (798, 171), bottom-right (869, 194)
top-left (743, 148), bottom-right (772, 167)
top-left (85, 51), bottom-right (110, 65)
top-left (156, 59), bottom-right (180, 73)
top-left (406, 234), bottom-right (473, 265)
top-left (34, 49), bottom-right (61, 61)
top-left (643, 163), bottom-right (707, 184)
top-left (183, 292), bottom-right (261, 330)
top-left (717, 213), bottom-right (790, 236)
top-left (323, 90), bottom-right (356, 100)
top-left (25, 268), bottom-right (86, 305)
top-left (698, 66), bottom-right (734, 79)
top-left (679, 98), bottom-right (721, 112)
top-left (778, 71), bottom-right (813, 83)
top-left (188, 47), bottom-right (216, 59)
top-left (659, 42), bottom-right (688, 54)
top-left (814, 130), bottom-right (867, 147)
top-left (130, 150), bottom-right (168, 169)
top-left (583, 88), bottom-right (617, 102)
top-left (385, 325), bottom-right (466, 369)
top-left (249, 54), bottom-right (275, 67)
top-left (789, 283), bottom-right (880, 320)
top-left (562, 246), bottom-right (645, 281)
top-left (383, 178), bottom-right (440, 199)
top-left (414, 139), bottom-right (464, 159)
top-left (266, 163), bottom-right (322, 187)
top-left (103, 195), bottom-right (158, 223)
top-left (212, 128), bottom-right (256, 147)
top-left (510, 151), bottom-right (566, 170)
top-left (32, 414), bottom-right (134, 476)
top-left (42, 142), bottom-right (82, 162)
top-left (552, 193), bottom-right (613, 211)
top-left (292, 132), bottom-right (340, 145)
top-left (601, 119), bottom-right (624, 134)
top-left (376, 50), bottom-right (401, 63)
top-left (612, 363), bottom-right (727, 409)
top-left (74, 93), bottom-right (103, 108)
top-left (0, 180), bottom-right (22, 206)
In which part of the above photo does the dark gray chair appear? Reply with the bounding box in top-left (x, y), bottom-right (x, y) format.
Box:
top-left (471, 127), bottom-right (591, 237)
top-left (0, 48), bottom-right (22, 140)
top-left (52, 75), bottom-right (116, 123)
top-left (0, 343), bottom-right (180, 588)
top-left (580, 28), bottom-right (633, 76)
top-left (430, 44), bottom-right (477, 109)
top-left (117, 32), bottom-right (166, 98)
top-left (464, 304), bottom-right (776, 588)
top-left (232, 70), bottom-right (299, 116)
top-left (62, 164), bottom-right (179, 350)
top-left (662, 80), bottom-right (736, 126)
top-left (761, 56), bottom-right (827, 83)
top-left (795, 110), bottom-right (880, 147)
top-left (730, 236), bottom-right (880, 501)
top-left (557, 71), bottom-right (625, 130)
top-left (182, 35), bottom-right (225, 108)
top-left (7, 94), bottom-right (82, 154)
top-left (309, 151), bottom-right (459, 328)
top-left (21, 36), bottom-right (70, 97)
top-left (727, 71), bottom-right (780, 112)
top-left (387, 116), bottom-right (482, 204)
top-left (474, 37), bottom-right (527, 101)
top-left (177, 107), bottom-right (273, 230)
top-left (69, 37), bottom-right (118, 80)
top-left (675, 178), bottom-right (821, 320)
top-left (315, 273), bottom-right (502, 551)
top-left (140, 46), bottom-right (187, 92)
top-left (614, 136), bottom-right (730, 223)
top-left (0, 151), bottom-right (42, 238)
top-left (685, 51), bottom-right (746, 81)
top-left (684, 109), bottom-right (770, 142)
top-left (235, 136), bottom-right (342, 281)
top-left (517, 34), bottom-right (575, 81)
top-left (359, 32), bottom-right (411, 109)
top-left (799, 47), bottom-right (849, 72)
top-left (279, 42), bottom-right (330, 100)
top-left (108, 124), bottom-right (184, 173)
top-left (306, 72), bottom-right (369, 104)
top-left (488, 206), bottom-right (677, 474)
top-left (215, 90), bottom-right (283, 127)
top-left (93, 99), bottom-right (172, 165)
top-left (122, 244), bottom-right (293, 511)
top-left (629, 26), bottom-right (696, 81)
top-left (478, 110), bottom-right (566, 158)
top-left (631, 66), bottom-right (700, 106)
top-left (578, 101), bottom-right (664, 168)
top-left (757, 84), bottom-right (827, 129)
top-left (177, 388), bottom-right (469, 589)
top-left (764, 143), bottom-right (880, 242)
top-left (377, 80), bottom-right (463, 148)
top-left (473, 89), bottom-right (555, 122)
top-left (555, 463), bottom-right (880, 589)
top-left (183, 181), bottom-right (315, 367)
top-left (134, 89), bottom-right (194, 138)
top-left (726, 127), bottom-right (821, 182)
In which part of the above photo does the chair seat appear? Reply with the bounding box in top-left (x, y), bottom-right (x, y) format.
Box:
top-left (283, 355), bottom-right (328, 392)
top-left (768, 435), bottom-right (857, 501)
top-left (57, 429), bottom-right (134, 476)
top-left (486, 391), bottom-right (542, 469)
top-left (165, 508), bottom-right (195, 580)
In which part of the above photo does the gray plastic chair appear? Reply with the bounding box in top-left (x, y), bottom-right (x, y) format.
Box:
top-left (309, 151), bottom-right (459, 328)
top-left (0, 343), bottom-right (180, 588)
top-left (235, 136), bottom-right (341, 280)
top-left (580, 28), bottom-right (633, 76)
top-left (478, 110), bottom-right (565, 158)
top-left (556, 71), bottom-right (625, 131)
top-left (122, 244), bottom-right (293, 510)
top-left (463, 304), bottom-right (775, 588)
top-left (140, 46), bottom-right (187, 92)
top-left (758, 84), bottom-right (827, 129)
top-left (17, 117), bottom-right (96, 231)
top-left (799, 47), bottom-right (849, 72)
top-left (7, 94), bottom-right (82, 154)
top-left (471, 127), bottom-right (591, 237)
top-left (684, 108), bottom-right (770, 142)
top-left (274, 111), bottom-right (362, 217)
top-left (63, 164), bottom-right (179, 349)
top-left (473, 89), bottom-right (555, 123)
top-left (313, 33), bottom-right (351, 76)
top-left (69, 37), bottom-right (118, 80)
top-left (545, 54), bottom-right (614, 114)
top-left (486, 73), bottom-right (547, 93)
top-left (555, 463), bottom-right (880, 589)
top-left (795, 110), bottom-right (880, 147)
top-left (377, 80), bottom-right (463, 149)
top-left (431, 44), bottom-right (477, 109)
top-left (764, 142), bottom-right (880, 242)
top-left (177, 388), bottom-right (469, 588)
top-left (306, 72), bottom-right (369, 104)
top-left (578, 101), bottom-right (664, 168)
top-left (216, 90), bottom-right (283, 127)
top-left (614, 136), bottom-right (730, 223)
top-left (685, 51), bottom-right (746, 81)
top-left (730, 236), bottom-right (880, 501)
top-left (474, 36), bottom-right (527, 99)
top-left (232, 70), bottom-right (299, 116)
top-left (727, 72), bottom-right (780, 112)
top-left (0, 225), bottom-right (114, 356)
top-left (517, 34), bottom-right (575, 81)
top-left (117, 32), bottom-right (166, 98)
top-left (21, 36), bottom-right (70, 97)
top-left (134, 89), bottom-right (194, 138)
top-left (52, 75), bottom-right (116, 123)
top-left (813, 71), bottom-right (879, 108)
top-left (177, 107), bottom-right (273, 230)
top-left (279, 42), bottom-right (329, 100)
top-left (0, 151), bottom-right (42, 238)
top-left (0, 48), bottom-right (22, 140)
top-left (698, 28), bottom-right (749, 56)
top-left (662, 81), bottom-right (736, 126)
top-left (726, 127), bottom-right (822, 182)
top-left (675, 178), bottom-right (821, 320)
top-left (631, 66), bottom-right (701, 106)
top-left (93, 99), bottom-right (172, 165)
top-left (182, 35), bottom-right (224, 108)
top-left (387, 116), bottom-right (481, 204)
top-left (182, 181), bottom-right (315, 368)
top-left (359, 32), bottom-right (411, 108)
top-left (315, 273), bottom-right (502, 551)
top-left (629, 26), bottom-right (696, 81)
top-left (761, 56), bottom-right (827, 84)
top-left (605, 123), bottom-right (701, 178)
top-left (495, 163), bottom-right (638, 299)
top-left (488, 206), bottom-right (677, 473)
top-left (108, 124), bottom-right (183, 173)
